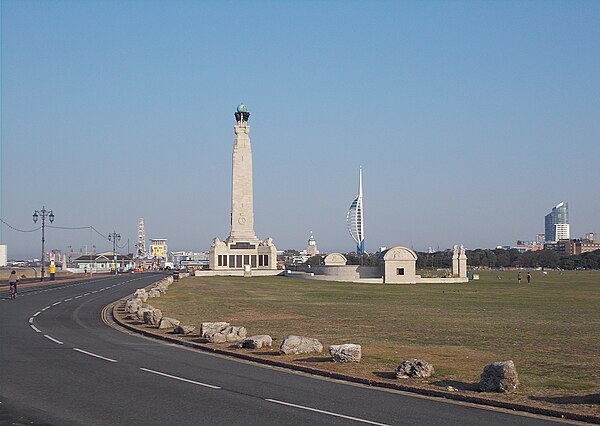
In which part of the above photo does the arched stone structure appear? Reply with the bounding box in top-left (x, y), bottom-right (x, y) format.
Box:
top-left (324, 253), bottom-right (347, 266)
top-left (382, 246), bottom-right (418, 283)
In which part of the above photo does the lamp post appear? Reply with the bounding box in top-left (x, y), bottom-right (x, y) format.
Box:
top-left (108, 231), bottom-right (120, 274)
top-left (33, 206), bottom-right (54, 282)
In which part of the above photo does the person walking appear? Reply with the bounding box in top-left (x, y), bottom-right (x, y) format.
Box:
top-left (8, 270), bottom-right (18, 299)
top-left (517, 271), bottom-right (522, 285)
top-left (527, 272), bottom-right (531, 284)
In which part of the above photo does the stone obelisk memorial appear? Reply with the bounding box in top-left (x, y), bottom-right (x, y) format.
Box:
top-left (209, 104), bottom-right (278, 273)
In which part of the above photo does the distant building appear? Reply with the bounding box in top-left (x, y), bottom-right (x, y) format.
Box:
top-left (48, 250), bottom-right (62, 264)
top-left (306, 231), bottom-right (319, 257)
top-left (74, 252), bottom-right (134, 272)
top-left (171, 251), bottom-right (209, 268)
top-left (0, 245), bottom-right (6, 267)
top-left (545, 234), bottom-right (600, 256)
top-left (515, 240), bottom-right (544, 252)
top-left (150, 239), bottom-right (168, 259)
top-left (544, 202), bottom-right (569, 242)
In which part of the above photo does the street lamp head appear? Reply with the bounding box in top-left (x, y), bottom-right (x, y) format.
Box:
top-left (33, 211), bottom-right (39, 223)
top-left (49, 211), bottom-right (55, 223)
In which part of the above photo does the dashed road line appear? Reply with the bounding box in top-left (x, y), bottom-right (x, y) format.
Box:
top-left (73, 348), bottom-right (117, 363)
top-left (52, 301), bottom-right (62, 306)
top-left (43, 334), bottom-right (64, 345)
top-left (30, 324), bottom-right (41, 333)
top-left (140, 368), bottom-right (221, 389)
top-left (74, 295), bottom-right (82, 299)
top-left (265, 399), bottom-right (391, 426)
top-left (64, 297), bottom-right (73, 302)
top-left (33, 311), bottom-right (41, 317)
top-left (41, 306), bottom-right (50, 311)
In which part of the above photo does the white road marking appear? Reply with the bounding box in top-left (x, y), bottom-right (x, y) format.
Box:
top-left (73, 348), bottom-right (117, 363)
top-left (28, 317), bottom-right (34, 324)
top-left (30, 324), bottom-right (41, 333)
top-left (91, 290), bottom-right (97, 294)
top-left (83, 293), bottom-right (90, 296)
top-left (52, 301), bottom-right (62, 306)
top-left (41, 306), bottom-right (50, 311)
top-left (140, 368), bottom-right (221, 389)
top-left (74, 295), bottom-right (82, 299)
top-left (64, 298), bottom-right (73, 302)
top-left (44, 334), bottom-right (64, 345)
top-left (33, 311), bottom-right (41, 317)
top-left (265, 399), bottom-right (391, 426)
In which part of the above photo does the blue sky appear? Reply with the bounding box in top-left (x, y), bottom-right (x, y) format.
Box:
top-left (1, 0), bottom-right (599, 260)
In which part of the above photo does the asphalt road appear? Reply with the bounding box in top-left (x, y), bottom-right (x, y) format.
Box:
top-left (0, 274), bottom-right (577, 425)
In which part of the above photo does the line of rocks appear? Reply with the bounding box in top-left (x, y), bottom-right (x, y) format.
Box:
top-left (124, 277), bottom-right (519, 393)
top-left (123, 276), bottom-right (193, 332)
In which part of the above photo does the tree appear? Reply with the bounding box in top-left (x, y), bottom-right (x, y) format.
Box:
top-left (518, 250), bottom-right (538, 268)
top-left (306, 255), bottom-right (323, 266)
top-left (538, 250), bottom-right (559, 269)
top-left (508, 248), bottom-right (521, 266)
top-left (559, 257), bottom-right (575, 270)
top-left (494, 249), bottom-right (510, 268)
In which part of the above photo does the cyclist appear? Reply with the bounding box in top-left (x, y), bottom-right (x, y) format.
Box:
top-left (9, 270), bottom-right (18, 299)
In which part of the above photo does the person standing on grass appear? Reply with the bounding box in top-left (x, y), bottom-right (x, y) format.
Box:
top-left (8, 270), bottom-right (18, 299)
top-left (527, 272), bottom-right (531, 284)
top-left (518, 271), bottom-right (522, 285)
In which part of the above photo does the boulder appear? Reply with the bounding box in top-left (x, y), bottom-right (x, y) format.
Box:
top-left (200, 322), bottom-right (230, 338)
top-left (280, 335), bottom-right (323, 355)
top-left (136, 307), bottom-right (152, 321)
top-left (209, 326), bottom-right (247, 343)
top-left (143, 309), bottom-right (163, 326)
top-left (155, 283), bottom-right (169, 293)
top-left (329, 344), bottom-right (362, 362)
top-left (395, 359), bottom-right (435, 379)
top-left (147, 289), bottom-right (162, 298)
top-left (125, 298), bottom-right (143, 314)
top-left (479, 360), bottom-right (519, 393)
top-left (240, 335), bottom-right (273, 349)
top-left (173, 325), bottom-right (196, 335)
top-left (133, 289), bottom-right (148, 302)
top-left (158, 317), bottom-right (181, 329)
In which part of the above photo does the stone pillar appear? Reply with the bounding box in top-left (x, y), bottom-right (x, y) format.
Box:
top-left (451, 245), bottom-right (459, 277)
top-left (458, 245), bottom-right (468, 278)
top-left (229, 106), bottom-right (257, 242)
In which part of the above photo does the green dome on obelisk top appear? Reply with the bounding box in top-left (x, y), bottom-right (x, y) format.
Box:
top-left (236, 103), bottom-right (248, 113)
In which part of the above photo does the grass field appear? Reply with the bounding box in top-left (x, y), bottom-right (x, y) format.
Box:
top-left (147, 269), bottom-right (600, 415)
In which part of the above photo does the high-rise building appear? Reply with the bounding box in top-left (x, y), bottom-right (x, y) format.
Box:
top-left (544, 202), bottom-right (569, 242)
top-left (347, 167), bottom-right (365, 254)
top-left (137, 218), bottom-right (147, 257)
